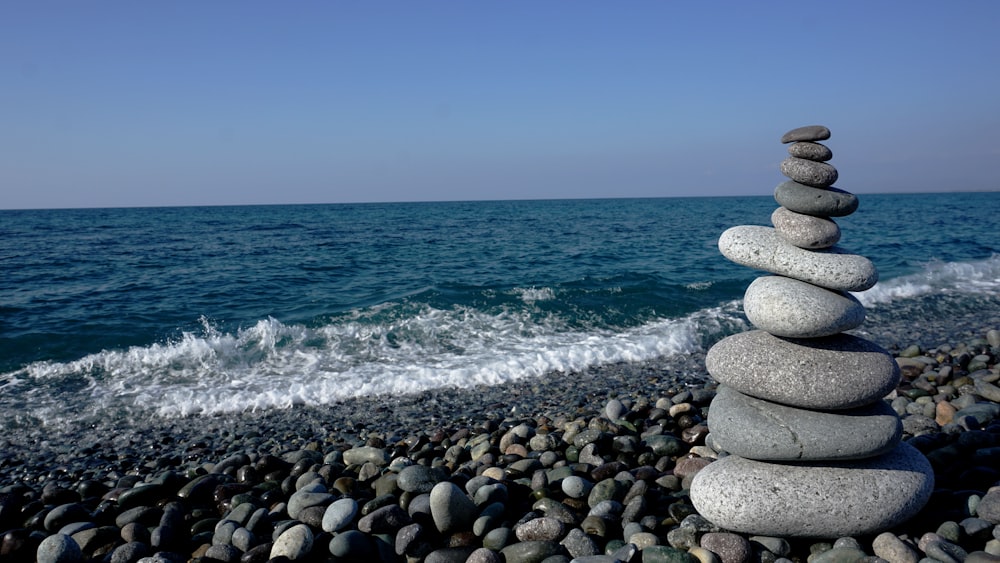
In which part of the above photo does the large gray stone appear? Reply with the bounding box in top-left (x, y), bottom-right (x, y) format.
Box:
top-left (705, 330), bottom-right (900, 410)
top-left (719, 226), bottom-right (877, 292)
top-left (787, 141), bottom-right (833, 162)
top-left (780, 157), bottom-right (838, 187)
top-left (708, 385), bottom-right (902, 461)
top-left (742, 276), bottom-right (865, 338)
top-left (781, 125), bottom-right (831, 143)
top-left (774, 181), bottom-right (859, 217)
top-left (429, 481), bottom-right (477, 534)
top-left (771, 206), bottom-right (840, 249)
top-left (690, 442), bottom-right (934, 537)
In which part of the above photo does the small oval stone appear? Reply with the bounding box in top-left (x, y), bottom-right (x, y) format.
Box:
top-left (699, 532), bottom-right (751, 563)
top-left (398, 465), bottom-right (448, 494)
top-left (781, 125), bottom-right (830, 143)
top-left (774, 181), bottom-right (859, 217)
top-left (780, 157), bottom-right (838, 187)
top-left (771, 207), bottom-right (840, 249)
top-left (515, 517), bottom-right (565, 542)
top-left (743, 276), bottom-right (865, 338)
top-left (871, 532), bottom-right (919, 563)
top-left (322, 498), bottom-right (359, 533)
top-left (787, 141), bottom-right (833, 161)
top-left (690, 442), bottom-right (934, 537)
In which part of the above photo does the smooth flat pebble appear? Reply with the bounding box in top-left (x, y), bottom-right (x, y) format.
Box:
top-left (321, 498), bottom-right (358, 532)
top-left (690, 442), bottom-right (934, 537)
top-left (781, 125), bottom-right (831, 143)
top-left (771, 206), bottom-right (840, 249)
top-left (787, 141), bottom-right (833, 162)
top-left (780, 157), bottom-right (839, 188)
top-left (705, 330), bottom-right (900, 410)
top-left (707, 385), bottom-right (902, 461)
top-left (871, 531), bottom-right (920, 563)
top-left (742, 276), bottom-right (865, 338)
top-left (774, 181), bottom-right (859, 217)
top-left (718, 226), bottom-right (877, 292)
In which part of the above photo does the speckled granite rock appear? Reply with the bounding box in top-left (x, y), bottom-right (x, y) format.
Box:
top-left (707, 385), bottom-right (902, 461)
top-left (691, 442), bottom-right (934, 537)
top-left (706, 330), bottom-right (900, 410)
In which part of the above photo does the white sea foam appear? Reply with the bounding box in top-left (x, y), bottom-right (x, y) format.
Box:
top-left (511, 286), bottom-right (557, 303)
top-left (3, 303), bottom-right (746, 426)
top-left (853, 254), bottom-right (1000, 307)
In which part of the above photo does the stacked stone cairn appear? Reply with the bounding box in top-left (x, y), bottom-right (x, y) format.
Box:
top-left (690, 125), bottom-right (936, 537)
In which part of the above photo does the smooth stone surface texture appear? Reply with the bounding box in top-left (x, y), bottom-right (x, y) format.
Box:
top-left (787, 141), bottom-right (833, 162)
top-left (36, 534), bottom-right (83, 563)
top-left (781, 125), bottom-right (831, 143)
top-left (742, 276), bottom-right (865, 338)
top-left (429, 481), bottom-right (477, 534)
top-left (774, 181), bottom-right (859, 217)
top-left (780, 157), bottom-right (839, 187)
top-left (718, 226), bottom-right (877, 292)
top-left (705, 330), bottom-right (900, 410)
top-left (690, 442), bottom-right (934, 537)
top-left (270, 523), bottom-right (314, 560)
top-left (708, 386), bottom-right (902, 461)
top-left (771, 206), bottom-right (840, 249)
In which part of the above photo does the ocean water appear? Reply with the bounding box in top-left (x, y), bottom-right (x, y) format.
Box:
top-left (2, 193), bottom-right (998, 429)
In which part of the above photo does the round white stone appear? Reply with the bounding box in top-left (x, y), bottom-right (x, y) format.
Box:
top-left (719, 226), bottom-right (877, 292)
top-left (743, 276), bottom-right (865, 338)
top-left (705, 330), bottom-right (900, 410)
top-left (708, 385), bottom-right (902, 461)
top-left (690, 442), bottom-right (934, 537)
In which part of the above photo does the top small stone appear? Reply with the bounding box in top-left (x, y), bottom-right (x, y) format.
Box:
top-left (781, 125), bottom-right (831, 144)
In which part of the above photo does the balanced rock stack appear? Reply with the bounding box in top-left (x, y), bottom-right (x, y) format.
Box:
top-left (689, 125), bottom-right (935, 537)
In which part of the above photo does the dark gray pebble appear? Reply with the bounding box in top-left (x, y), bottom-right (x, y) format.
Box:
top-left (499, 539), bottom-right (563, 562)
top-left (781, 125), bottom-right (830, 143)
top-left (44, 503), bottom-right (92, 533)
top-left (398, 464), bottom-right (449, 494)
top-left (358, 504), bottom-right (412, 534)
top-left (774, 181), bottom-right (859, 217)
top-left (328, 529), bottom-right (376, 559)
top-left (109, 541), bottom-right (151, 563)
top-left (425, 546), bottom-right (478, 563)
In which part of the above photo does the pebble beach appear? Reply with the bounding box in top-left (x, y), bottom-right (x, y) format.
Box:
top-left (4, 305), bottom-right (1000, 563)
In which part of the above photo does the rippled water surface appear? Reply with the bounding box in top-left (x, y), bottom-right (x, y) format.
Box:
top-left (1, 193), bottom-right (997, 427)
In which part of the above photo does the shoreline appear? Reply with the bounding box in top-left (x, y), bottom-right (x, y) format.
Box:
top-left (3, 310), bottom-right (1000, 561)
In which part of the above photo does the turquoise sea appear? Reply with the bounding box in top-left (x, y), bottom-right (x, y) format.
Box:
top-left (2, 193), bottom-right (998, 429)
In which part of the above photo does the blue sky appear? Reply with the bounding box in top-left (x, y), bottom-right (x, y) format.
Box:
top-left (2, 2), bottom-right (998, 209)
